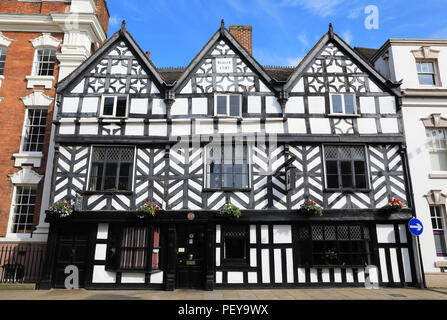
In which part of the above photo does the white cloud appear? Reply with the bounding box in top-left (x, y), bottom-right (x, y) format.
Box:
top-left (109, 15), bottom-right (121, 27)
top-left (341, 30), bottom-right (353, 45)
top-left (282, 0), bottom-right (344, 18)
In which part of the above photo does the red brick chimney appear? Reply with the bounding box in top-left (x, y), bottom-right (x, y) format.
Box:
top-left (229, 25), bottom-right (252, 55)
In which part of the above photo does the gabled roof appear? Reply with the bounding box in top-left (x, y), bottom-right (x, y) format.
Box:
top-left (173, 20), bottom-right (278, 93)
top-left (284, 24), bottom-right (401, 97)
top-left (56, 22), bottom-right (166, 93)
top-left (354, 47), bottom-right (379, 62)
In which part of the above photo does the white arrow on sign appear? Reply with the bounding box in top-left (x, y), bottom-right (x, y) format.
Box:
top-left (410, 223), bottom-right (423, 232)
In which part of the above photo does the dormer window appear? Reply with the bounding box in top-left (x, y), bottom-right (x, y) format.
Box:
top-left (101, 95), bottom-right (128, 118)
top-left (215, 95), bottom-right (241, 117)
top-left (330, 93), bottom-right (356, 115)
top-left (417, 61), bottom-right (437, 86)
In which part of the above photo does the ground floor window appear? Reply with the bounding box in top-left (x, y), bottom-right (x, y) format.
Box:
top-left (107, 225), bottom-right (161, 272)
top-left (222, 225), bottom-right (247, 266)
top-left (10, 186), bottom-right (37, 234)
top-left (430, 206), bottom-right (447, 257)
top-left (296, 224), bottom-right (372, 267)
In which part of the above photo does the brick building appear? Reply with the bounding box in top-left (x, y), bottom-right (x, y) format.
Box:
top-left (0, 0), bottom-right (109, 276)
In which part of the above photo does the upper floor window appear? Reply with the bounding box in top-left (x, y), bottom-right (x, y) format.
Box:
top-left (89, 147), bottom-right (134, 192)
top-left (22, 109), bottom-right (48, 153)
top-left (324, 145), bottom-right (368, 191)
top-left (430, 206), bottom-right (447, 257)
top-left (33, 48), bottom-right (56, 76)
top-left (426, 129), bottom-right (447, 171)
top-left (215, 95), bottom-right (241, 117)
top-left (205, 143), bottom-right (250, 190)
top-left (417, 61), bottom-right (437, 86)
top-left (0, 46), bottom-right (7, 76)
top-left (101, 96), bottom-right (128, 118)
top-left (10, 186), bottom-right (36, 234)
top-left (330, 93), bottom-right (356, 115)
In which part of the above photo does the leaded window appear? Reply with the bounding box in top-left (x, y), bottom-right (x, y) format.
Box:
top-left (426, 129), bottom-right (447, 171)
top-left (324, 145), bottom-right (368, 190)
top-left (222, 225), bottom-right (247, 265)
top-left (430, 206), bottom-right (447, 257)
top-left (11, 186), bottom-right (36, 234)
top-left (206, 143), bottom-right (250, 190)
top-left (22, 109), bottom-right (48, 152)
top-left (89, 147), bottom-right (134, 192)
top-left (34, 48), bottom-right (56, 76)
top-left (0, 46), bottom-right (7, 76)
top-left (417, 61), bottom-right (437, 85)
top-left (297, 224), bottom-right (372, 267)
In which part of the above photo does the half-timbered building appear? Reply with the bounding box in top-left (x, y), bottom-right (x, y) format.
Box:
top-left (39, 21), bottom-right (420, 290)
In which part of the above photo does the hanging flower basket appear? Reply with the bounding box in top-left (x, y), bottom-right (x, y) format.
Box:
top-left (383, 198), bottom-right (406, 214)
top-left (220, 204), bottom-right (242, 219)
top-left (48, 200), bottom-right (74, 218)
top-left (135, 202), bottom-right (160, 219)
top-left (300, 200), bottom-right (323, 216)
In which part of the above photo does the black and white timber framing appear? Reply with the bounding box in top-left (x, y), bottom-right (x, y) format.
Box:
top-left (38, 22), bottom-right (419, 290)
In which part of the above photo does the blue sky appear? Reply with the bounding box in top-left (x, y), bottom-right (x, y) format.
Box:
top-left (106, 0), bottom-right (447, 68)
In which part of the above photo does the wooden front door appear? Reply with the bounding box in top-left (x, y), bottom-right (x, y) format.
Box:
top-left (176, 224), bottom-right (206, 289)
top-left (53, 225), bottom-right (91, 288)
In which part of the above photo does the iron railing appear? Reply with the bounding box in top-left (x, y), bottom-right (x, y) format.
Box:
top-left (0, 245), bottom-right (46, 284)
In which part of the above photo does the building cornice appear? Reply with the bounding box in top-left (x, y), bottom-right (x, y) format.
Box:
top-left (0, 12), bottom-right (106, 43)
top-left (402, 88), bottom-right (447, 98)
top-left (372, 39), bottom-right (447, 62)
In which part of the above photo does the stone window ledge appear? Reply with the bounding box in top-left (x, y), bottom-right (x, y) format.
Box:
top-left (13, 152), bottom-right (43, 168)
top-left (429, 172), bottom-right (447, 179)
top-left (25, 75), bottom-right (54, 89)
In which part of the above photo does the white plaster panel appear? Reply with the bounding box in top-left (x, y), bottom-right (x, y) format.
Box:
top-left (81, 97), bottom-right (99, 113)
top-left (265, 119), bottom-right (284, 134)
top-left (248, 96), bottom-right (262, 113)
top-left (94, 244), bottom-right (107, 261)
top-left (292, 78), bottom-right (304, 93)
top-left (195, 119), bottom-right (214, 135)
top-left (286, 248), bottom-right (294, 283)
top-left (125, 122), bottom-right (145, 136)
top-left (59, 122), bottom-right (76, 135)
top-left (192, 98), bottom-right (208, 115)
top-left (298, 268), bottom-right (306, 283)
top-left (285, 97), bottom-right (305, 114)
top-left (171, 98), bottom-right (189, 115)
top-left (181, 80), bottom-right (192, 94)
top-left (261, 249), bottom-right (270, 283)
top-left (368, 79), bottom-right (382, 93)
top-left (250, 248), bottom-right (257, 267)
top-left (71, 80), bottom-right (85, 94)
top-left (152, 99), bottom-right (166, 115)
top-left (149, 121), bottom-right (167, 136)
top-left (216, 225), bottom-right (221, 244)
top-left (171, 121), bottom-right (191, 136)
top-left (379, 96), bottom-right (397, 114)
top-left (216, 247), bottom-right (221, 266)
top-left (266, 96), bottom-right (282, 114)
top-left (248, 272), bottom-right (257, 284)
top-left (310, 118), bottom-right (331, 134)
top-left (121, 273), bottom-right (145, 284)
top-left (357, 118), bottom-right (378, 134)
top-left (216, 271), bottom-right (222, 284)
top-left (250, 225), bottom-right (256, 244)
top-left (241, 120), bottom-right (261, 133)
top-left (376, 225), bottom-right (396, 243)
top-left (287, 118), bottom-right (307, 134)
top-left (130, 98), bottom-right (148, 114)
top-left (261, 225), bottom-right (269, 244)
top-left (62, 97), bottom-right (79, 113)
top-left (92, 265), bottom-right (116, 283)
top-left (399, 224), bottom-right (408, 244)
top-left (79, 123), bottom-right (98, 135)
top-left (97, 223), bottom-right (109, 240)
top-left (308, 96), bottom-right (326, 114)
top-left (379, 248), bottom-right (389, 282)
top-left (227, 272), bottom-right (244, 284)
top-left (402, 248), bottom-right (413, 282)
top-left (390, 248), bottom-right (401, 283)
top-left (218, 121), bottom-right (237, 134)
top-left (274, 249), bottom-right (282, 283)
top-left (273, 225), bottom-right (292, 244)
top-left (150, 271), bottom-right (164, 284)
top-left (360, 97), bottom-right (376, 114)
top-left (380, 118), bottom-right (399, 134)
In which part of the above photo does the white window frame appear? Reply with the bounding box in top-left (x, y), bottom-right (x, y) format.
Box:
top-left (426, 128), bottom-right (447, 173)
top-left (203, 142), bottom-right (252, 190)
top-left (19, 107), bottom-right (48, 154)
top-left (214, 94), bottom-right (242, 117)
top-left (416, 60), bottom-right (440, 87)
top-left (6, 185), bottom-right (37, 238)
top-left (100, 95), bottom-right (129, 119)
top-left (31, 47), bottom-right (57, 77)
top-left (430, 205), bottom-right (447, 258)
top-left (329, 93), bottom-right (358, 116)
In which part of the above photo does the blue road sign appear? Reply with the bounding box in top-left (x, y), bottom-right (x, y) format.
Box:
top-left (409, 218), bottom-right (424, 236)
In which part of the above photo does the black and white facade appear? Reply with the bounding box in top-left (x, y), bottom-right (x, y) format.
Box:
top-left (39, 22), bottom-right (419, 290)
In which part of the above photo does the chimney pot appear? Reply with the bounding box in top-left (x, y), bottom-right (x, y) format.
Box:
top-left (229, 25), bottom-right (253, 55)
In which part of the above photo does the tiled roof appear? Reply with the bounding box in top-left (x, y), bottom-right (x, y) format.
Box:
top-left (354, 47), bottom-right (379, 62)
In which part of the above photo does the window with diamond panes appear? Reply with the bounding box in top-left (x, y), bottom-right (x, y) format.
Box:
top-left (0, 46), bottom-right (7, 76)
top-left (430, 206), bottom-right (447, 257)
top-left (206, 143), bottom-right (250, 190)
top-left (89, 147), bottom-right (134, 192)
top-left (324, 146), bottom-right (368, 190)
top-left (34, 48), bottom-right (56, 76)
top-left (11, 186), bottom-right (36, 234)
top-left (426, 129), bottom-right (447, 171)
top-left (296, 224), bottom-right (372, 267)
top-left (22, 109), bottom-right (47, 152)
top-left (222, 225), bottom-right (247, 265)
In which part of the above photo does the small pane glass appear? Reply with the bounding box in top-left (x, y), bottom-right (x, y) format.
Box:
top-left (418, 74), bottom-right (435, 85)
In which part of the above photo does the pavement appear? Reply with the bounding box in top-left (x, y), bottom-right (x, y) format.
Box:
top-left (0, 287), bottom-right (447, 300)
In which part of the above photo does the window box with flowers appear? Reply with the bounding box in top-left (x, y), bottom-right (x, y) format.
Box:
top-left (383, 198), bottom-right (406, 214)
top-left (48, 200), bottom-right (74, 218)
top-left (135, 202), bottom-right (161, 219)
top-left (300, 200), bottom-right (323, 216)
top-left (220, 204), bottom-right (242, 219)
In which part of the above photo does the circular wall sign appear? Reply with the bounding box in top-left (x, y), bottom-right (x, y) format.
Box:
top-left (187, 212), bottom-right (195, 221)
